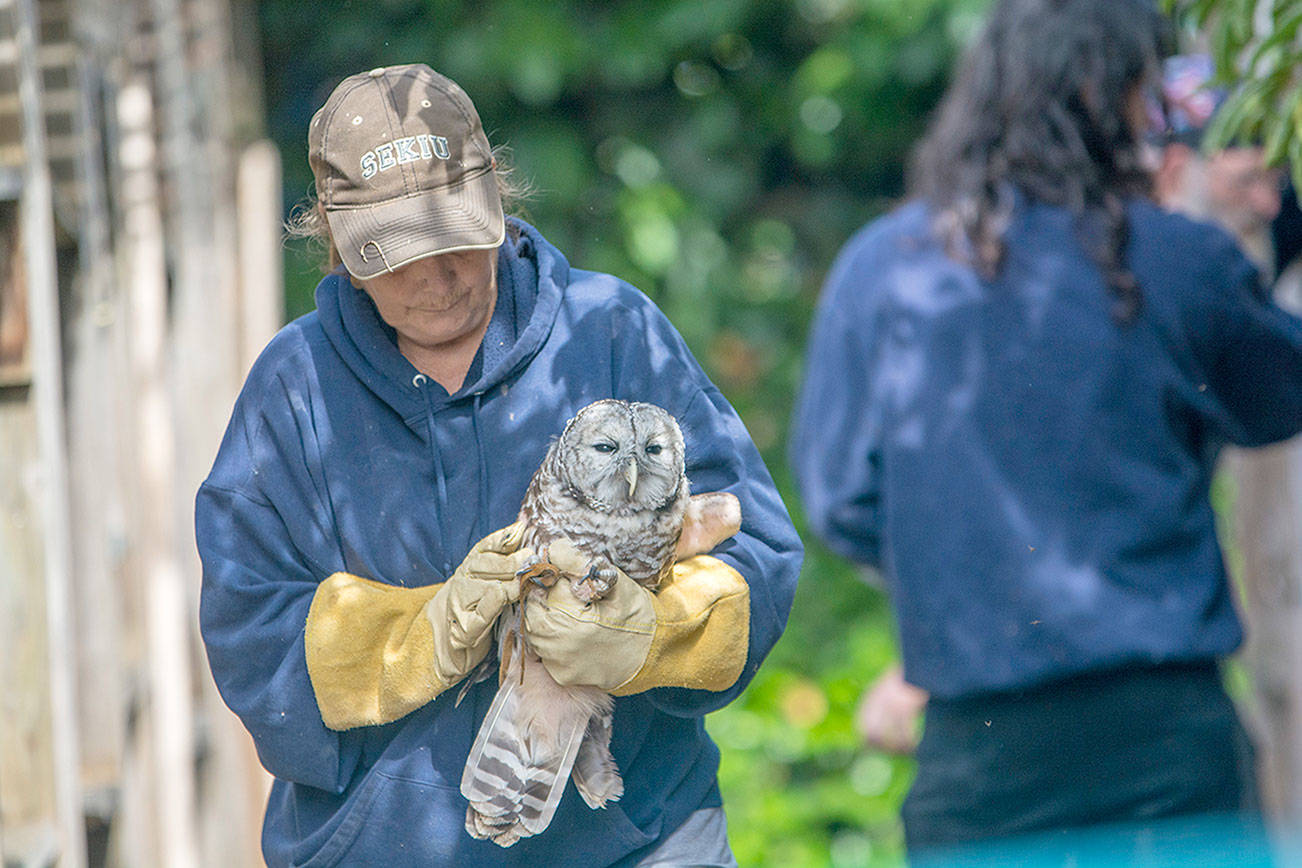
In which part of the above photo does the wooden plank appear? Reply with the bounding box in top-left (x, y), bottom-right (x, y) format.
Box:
top-left (0, 198), bottom-right (52, 866)
top-left (1229, 256), bottom-right (1302, 824)
top-left (64, 0), bottom-right (128, 802)
top-left (0, 206), bottom-right (41, 868)
top-left (177, 5), bottom-right (274, 863)
top-left (147, 0), bottom-right (227, 865)
top-left (12, 0), bottom-right (85, 863)
top-left (1229, 441), bottom-right (1302, 822)
top-left (235, 139), bottom-right (283, 374)
top-left (114, 66), bottom-right (200, 868)
top-left (171, 5), bottom-right (270, 865)
top-left (0, 385), bottom-right (60, 868)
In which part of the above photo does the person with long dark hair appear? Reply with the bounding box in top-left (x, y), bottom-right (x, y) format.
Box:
top-left (791, 0), bottom-right (1302, 859)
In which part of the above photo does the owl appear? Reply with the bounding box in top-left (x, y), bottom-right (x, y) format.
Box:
top-left (460, 400), bottom-right (700, 847)
top-left (517, 399), bottom-right (691, 596)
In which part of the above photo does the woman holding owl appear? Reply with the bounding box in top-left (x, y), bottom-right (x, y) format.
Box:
top-left (196, 64), bottom-right (801, 867)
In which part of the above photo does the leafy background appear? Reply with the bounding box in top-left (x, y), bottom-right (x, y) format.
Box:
top-left (1161, 0), bottom-right (1302, 189)
top-left (258, 1), bottom-right (991, 865)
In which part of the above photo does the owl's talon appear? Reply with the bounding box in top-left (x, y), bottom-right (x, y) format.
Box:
top-left (571, 562), bottom-right (618, 603)
top-left (570, 579), bottom-right (598, 604)
top-left (516, 560), bottom-right (561, 593)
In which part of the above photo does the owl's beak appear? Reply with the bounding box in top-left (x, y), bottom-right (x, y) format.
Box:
top-left (625, 459), bottom-right (638, 498)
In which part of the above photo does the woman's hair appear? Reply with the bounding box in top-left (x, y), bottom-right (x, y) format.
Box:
top-left (909, 0), bottom-right (1169, 322)
top-left (286, 144), bottom-right (533, 272)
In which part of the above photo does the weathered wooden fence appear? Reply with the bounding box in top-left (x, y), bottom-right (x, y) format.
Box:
top-left (0, 0), bottom-right (279, 864)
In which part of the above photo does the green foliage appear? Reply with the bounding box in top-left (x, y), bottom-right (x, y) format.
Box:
top-left (1163, 0), bottom-right (1302, 186)
top-left (260, 1), bottom-right (992, 863)
top-left (713, 525), bottom-right (915, 867)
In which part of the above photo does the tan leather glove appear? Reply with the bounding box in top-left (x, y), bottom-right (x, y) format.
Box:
top-left (306, 522), bottom-right (531, 730)
top-left (522, 538), bottom-right (750, 695)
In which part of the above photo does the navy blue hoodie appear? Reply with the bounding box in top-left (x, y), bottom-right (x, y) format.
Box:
top-left (791, 198), bottom-right (1302, 700)
top-left (197, 220), bottom-right (802, 867)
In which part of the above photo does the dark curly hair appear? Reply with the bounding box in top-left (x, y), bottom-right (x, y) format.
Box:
top-left (909, 0), bottom-right (1170, 322)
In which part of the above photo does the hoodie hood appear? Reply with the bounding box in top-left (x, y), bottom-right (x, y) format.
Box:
top-left (315, 218), bottom-right (567, 428)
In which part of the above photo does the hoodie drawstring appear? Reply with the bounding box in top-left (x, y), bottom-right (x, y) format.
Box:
top-left (471, 391), bottom-right (489, 554)
top-left (417, 377), bottom-right (493, 574)
top-left (417, 377), bottom-right (454, 576)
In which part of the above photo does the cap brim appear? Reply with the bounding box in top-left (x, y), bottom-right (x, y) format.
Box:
top-left (326, 169), bottom-right (505, 280)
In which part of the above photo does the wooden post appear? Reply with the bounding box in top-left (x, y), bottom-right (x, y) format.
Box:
top-left (66, 0), bottom-right (130, 809)
top-left (1231, 268), bottom-right (1302, 824)
top-left (1233, 443), bottom-right (1302, 821)
top-left (114, 69), bottom-right (200, 868)
top-left (13, 0), bottom-right (87, 864)
top-left (151, 1), bottom-right (253, 864)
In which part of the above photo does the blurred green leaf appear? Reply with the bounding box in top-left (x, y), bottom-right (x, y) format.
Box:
top-left (1167, 0), bottom-right (1302, 190)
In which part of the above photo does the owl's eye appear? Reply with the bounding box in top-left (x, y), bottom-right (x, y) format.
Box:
top-left (592, 442), bottom-right (617, 453)
top-left (645, 444), bottom-right (663, 456)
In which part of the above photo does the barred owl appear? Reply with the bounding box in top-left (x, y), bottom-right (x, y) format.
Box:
top-left (460, 400), bottom-right (699, 846)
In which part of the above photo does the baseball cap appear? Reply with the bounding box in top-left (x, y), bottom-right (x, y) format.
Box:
top-left (308, 63), bottom-right (505, 280)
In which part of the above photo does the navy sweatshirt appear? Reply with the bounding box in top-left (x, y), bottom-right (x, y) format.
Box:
top-left (196, 220), bottom-right (802, 867)
top-left (791, 198), bottom-right (1302, 700)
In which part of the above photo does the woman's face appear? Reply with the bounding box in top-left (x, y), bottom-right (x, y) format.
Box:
top-left (355, 248), bottom-right (497, 352)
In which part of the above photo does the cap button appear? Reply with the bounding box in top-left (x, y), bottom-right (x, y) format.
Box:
top-left (368, 67), bottom-right (386, 78)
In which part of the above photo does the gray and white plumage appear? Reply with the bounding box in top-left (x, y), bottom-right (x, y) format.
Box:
top-left (518, 399), bottom-right (689, 593)
top-left (461, 400), bottom-right (689, 847)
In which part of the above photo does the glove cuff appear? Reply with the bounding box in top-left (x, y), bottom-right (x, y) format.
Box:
top-left (306, 573), bottom-right (444, 730)
top-left (304, 525), bottom-right (530, 731)
top-left (612, 555), bottom-right (750, 696)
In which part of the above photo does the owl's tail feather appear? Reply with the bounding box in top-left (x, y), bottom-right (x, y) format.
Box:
top-left (465, 804), bottom-right (523, 847)
top-left (461, 653), bottom-right (590, 846)
top-left (572, 710), bottom-right (623, 809)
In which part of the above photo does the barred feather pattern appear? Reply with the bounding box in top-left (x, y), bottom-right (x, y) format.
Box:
top-left (461, 400), bottom-right (688, 847)
top-left (517, 448), bottom-right (687, 590)
top-left (571, 707), bottom-right (622, 809)
top-left (461, 639), bottom-right (611, 846)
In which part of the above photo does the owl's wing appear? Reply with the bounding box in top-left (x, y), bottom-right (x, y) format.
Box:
top-left (461, 651), bottom-right (589, 845)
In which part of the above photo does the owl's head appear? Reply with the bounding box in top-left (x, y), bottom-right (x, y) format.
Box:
top-left (554, 400), bottom-right (686, 513)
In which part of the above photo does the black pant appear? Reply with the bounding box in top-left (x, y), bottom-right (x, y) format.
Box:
top-left (902, 661), bottom-right (1262, 859)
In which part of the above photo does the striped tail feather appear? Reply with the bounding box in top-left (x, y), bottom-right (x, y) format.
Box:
top-left (461, 653), bottom-right (589, 845)
top-left (571, 710), bottom-right (623, 809)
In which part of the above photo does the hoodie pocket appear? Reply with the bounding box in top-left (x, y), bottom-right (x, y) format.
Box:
top-left (301, 767), bottom-right (659, 867)
top-left (296, 769), bottom-right (388, 868)
top-left (299, 771), bottom-right (465, 868)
